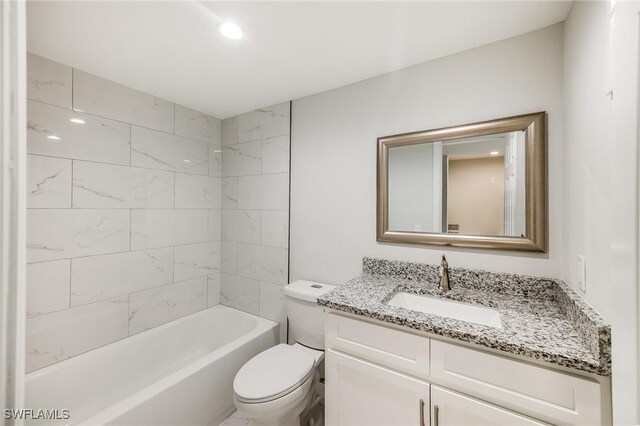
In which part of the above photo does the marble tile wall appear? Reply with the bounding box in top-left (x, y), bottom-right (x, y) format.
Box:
top-left (25, 53), bottom-right (223, 372)
top-left (220, 102), bottom-right (291, 342)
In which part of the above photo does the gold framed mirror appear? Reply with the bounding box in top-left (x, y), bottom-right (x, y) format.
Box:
top-left (377, 112), bottom-right (547, 252)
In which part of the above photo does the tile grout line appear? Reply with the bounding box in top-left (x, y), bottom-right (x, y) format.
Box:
top-left (70, 159), bottom-right (74, 208)
top-left (27, 98), bottom-right (221, 145)
top-left (287, 101), bottom-right (292, 286)
top-left (68, 258), bottom-right (72, 309)
top-left (172, 246), bottom-right (175, 287)
top-left (31, 292), bottom-right (138, 320)
top-left (205, 274), bottom-right (209, 308)
top-left (24, 153), bottom-right (211, 176)
top-left (25, 237), bottom-right (221, 265)
top-left (71, 68), bottom-right (74, 111)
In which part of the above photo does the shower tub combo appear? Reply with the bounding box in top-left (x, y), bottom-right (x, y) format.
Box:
top-left (25, 305), bottom-right (278, 425)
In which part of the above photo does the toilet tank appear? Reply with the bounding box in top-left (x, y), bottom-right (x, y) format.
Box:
top-left (284, 280), bottom-right (336, 350)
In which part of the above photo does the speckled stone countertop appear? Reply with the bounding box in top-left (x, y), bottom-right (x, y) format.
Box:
top-left (318, 257), bottom-right (611, 376)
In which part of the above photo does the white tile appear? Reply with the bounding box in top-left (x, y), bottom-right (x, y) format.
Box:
top-left (130, 209), bottom-right (208, 250)
top-left (238, 102), bottom-right (290, 143)
top-left (209, 147), bottom-right (222, 177)
top-left (71, 248), bottom-right (174, 306)
top-left (27, 53), bottom-right (72, 108)
top-left (209, 210), bottom-right (222, 241)
top-left (237, 174), bottom-right (289, 210)
top-left (222, 178), bottom-right (238, 209)
top-left (208, 273), bottom-right (221, 307)
top-left (175, 104), bottom-right (221, 145)
top-left (174, 242), bottom-right (221, 282)
top-left (222, 141), bottom-right (262, 177)
top-left (26, 260), bottom-right (70, 318)
top-left (277, 321), bottom-right (287, 344)
top-left (27, 100), bottom-right (130, 165)
top-left (221, 241), bottom-right (236, 274)
top-left (129, 277), bottom-right (207, 335)
top-left (175, 173), bottom-right (221, 209)
top-left (131, 126), bottom-right (209, 175)
top-left (220, 273), bottom-right (260, 315)
top-left (222, 116), bottom-right (239, 146)
top-left (73, 161), bottom-right (174, 208)
top-left (260, 282), bottom-right (286, 323)
top-left (261, 210), bottom-right (289, 248)
top-left (236, 244), bottom-right (288, 285)
top-left (220, 410), bottom-right (255, 426)
top-left (262, 135), bottom-right (290, 174)
top-left (27, 209), bottom-right (130, 263)
top-left (222, 210), bottom-right (261, 244)
top-left (26, 296), bottom-right (129, 372)
top-left (27, 155), bottom-right (72, 208)
top-left (73, 70), bottom-right (174, 133)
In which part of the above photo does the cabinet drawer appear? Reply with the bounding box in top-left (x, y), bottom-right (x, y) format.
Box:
top-left (430, 340), bottom-right (602, 425)
top-left (326, 313), bottom-right (429, 379)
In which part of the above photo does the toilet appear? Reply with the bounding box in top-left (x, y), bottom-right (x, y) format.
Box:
top-left (232, 280), bottom-right (336, 426)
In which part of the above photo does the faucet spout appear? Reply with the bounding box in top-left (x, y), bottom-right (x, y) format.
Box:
top-left (439, 255), bottom-right (450, 292)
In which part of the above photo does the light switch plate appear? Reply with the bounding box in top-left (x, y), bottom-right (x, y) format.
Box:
top-left (577, 255), bottom-right (587, 292)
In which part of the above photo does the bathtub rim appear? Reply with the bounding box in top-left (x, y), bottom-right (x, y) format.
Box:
top-left (77, 306), bottom-right (278, 425)
top-left (25, 305), bottom-right (277, 381)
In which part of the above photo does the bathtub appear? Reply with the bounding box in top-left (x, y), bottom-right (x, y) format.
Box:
top-left (25, 305), bottom-right (278, 426)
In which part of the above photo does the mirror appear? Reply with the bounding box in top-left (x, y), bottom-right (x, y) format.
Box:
top-left (377, 112), bottom-right (546, 252)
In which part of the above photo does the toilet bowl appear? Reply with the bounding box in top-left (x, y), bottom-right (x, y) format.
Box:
top-left (233, 343), bottom-right (323, 426)
top-left (232, 280), bottom-right (336, 426)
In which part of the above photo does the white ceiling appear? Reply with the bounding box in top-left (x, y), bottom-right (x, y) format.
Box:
top-left (27, 1), bottom-right (572, 119)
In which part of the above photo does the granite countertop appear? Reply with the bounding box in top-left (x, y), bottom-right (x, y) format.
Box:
top-left (318, 257), bottom-right (611, 376)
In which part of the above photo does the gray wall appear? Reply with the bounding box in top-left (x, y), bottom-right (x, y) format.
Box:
top-left (290, 24), bottom-right (564, 284)
top-left (562, 1), bottom-right (639, 423)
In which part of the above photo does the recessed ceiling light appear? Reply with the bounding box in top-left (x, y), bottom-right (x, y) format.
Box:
top-left (47, 135), bottom-right (61, 140)
top-left (69, 118), bottom-right (85, 124)
top-left (490, 151), bottom-right (499, 156)
top-left (219, 22), bottom-right (244, 40)
top-left (183, 159), bottom-right (192, 163)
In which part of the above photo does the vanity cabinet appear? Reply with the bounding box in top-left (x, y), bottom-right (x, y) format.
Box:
top-left (325, 312), bottom-right (608, 426)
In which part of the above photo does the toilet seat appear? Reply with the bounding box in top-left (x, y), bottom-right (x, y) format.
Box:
top-left (233, 344), bottom-right (316, 404)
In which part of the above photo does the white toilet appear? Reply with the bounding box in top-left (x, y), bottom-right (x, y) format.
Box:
top-left (232, 280), bottom-right (336, 426)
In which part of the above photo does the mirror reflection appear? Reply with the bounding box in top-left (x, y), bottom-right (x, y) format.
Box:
top-left (388, 131), bottom-right (526, 237)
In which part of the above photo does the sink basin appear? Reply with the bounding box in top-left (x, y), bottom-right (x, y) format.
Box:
top-left (386, 292), bottom-right (502, 328)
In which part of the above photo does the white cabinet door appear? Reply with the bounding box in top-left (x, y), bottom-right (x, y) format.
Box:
top-left (326, 349), bottom-right (430, 426)
top-left (430, 340), bottom-right (602, 425)
top-left (431, 386), bottom-right (547, 426)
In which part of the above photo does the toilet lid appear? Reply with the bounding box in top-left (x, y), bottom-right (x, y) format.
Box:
top-left (233, 344), bottom-right (315, 403)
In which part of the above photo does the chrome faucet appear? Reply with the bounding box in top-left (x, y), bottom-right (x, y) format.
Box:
top-left (439, 255), bottom-right (450, 292)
